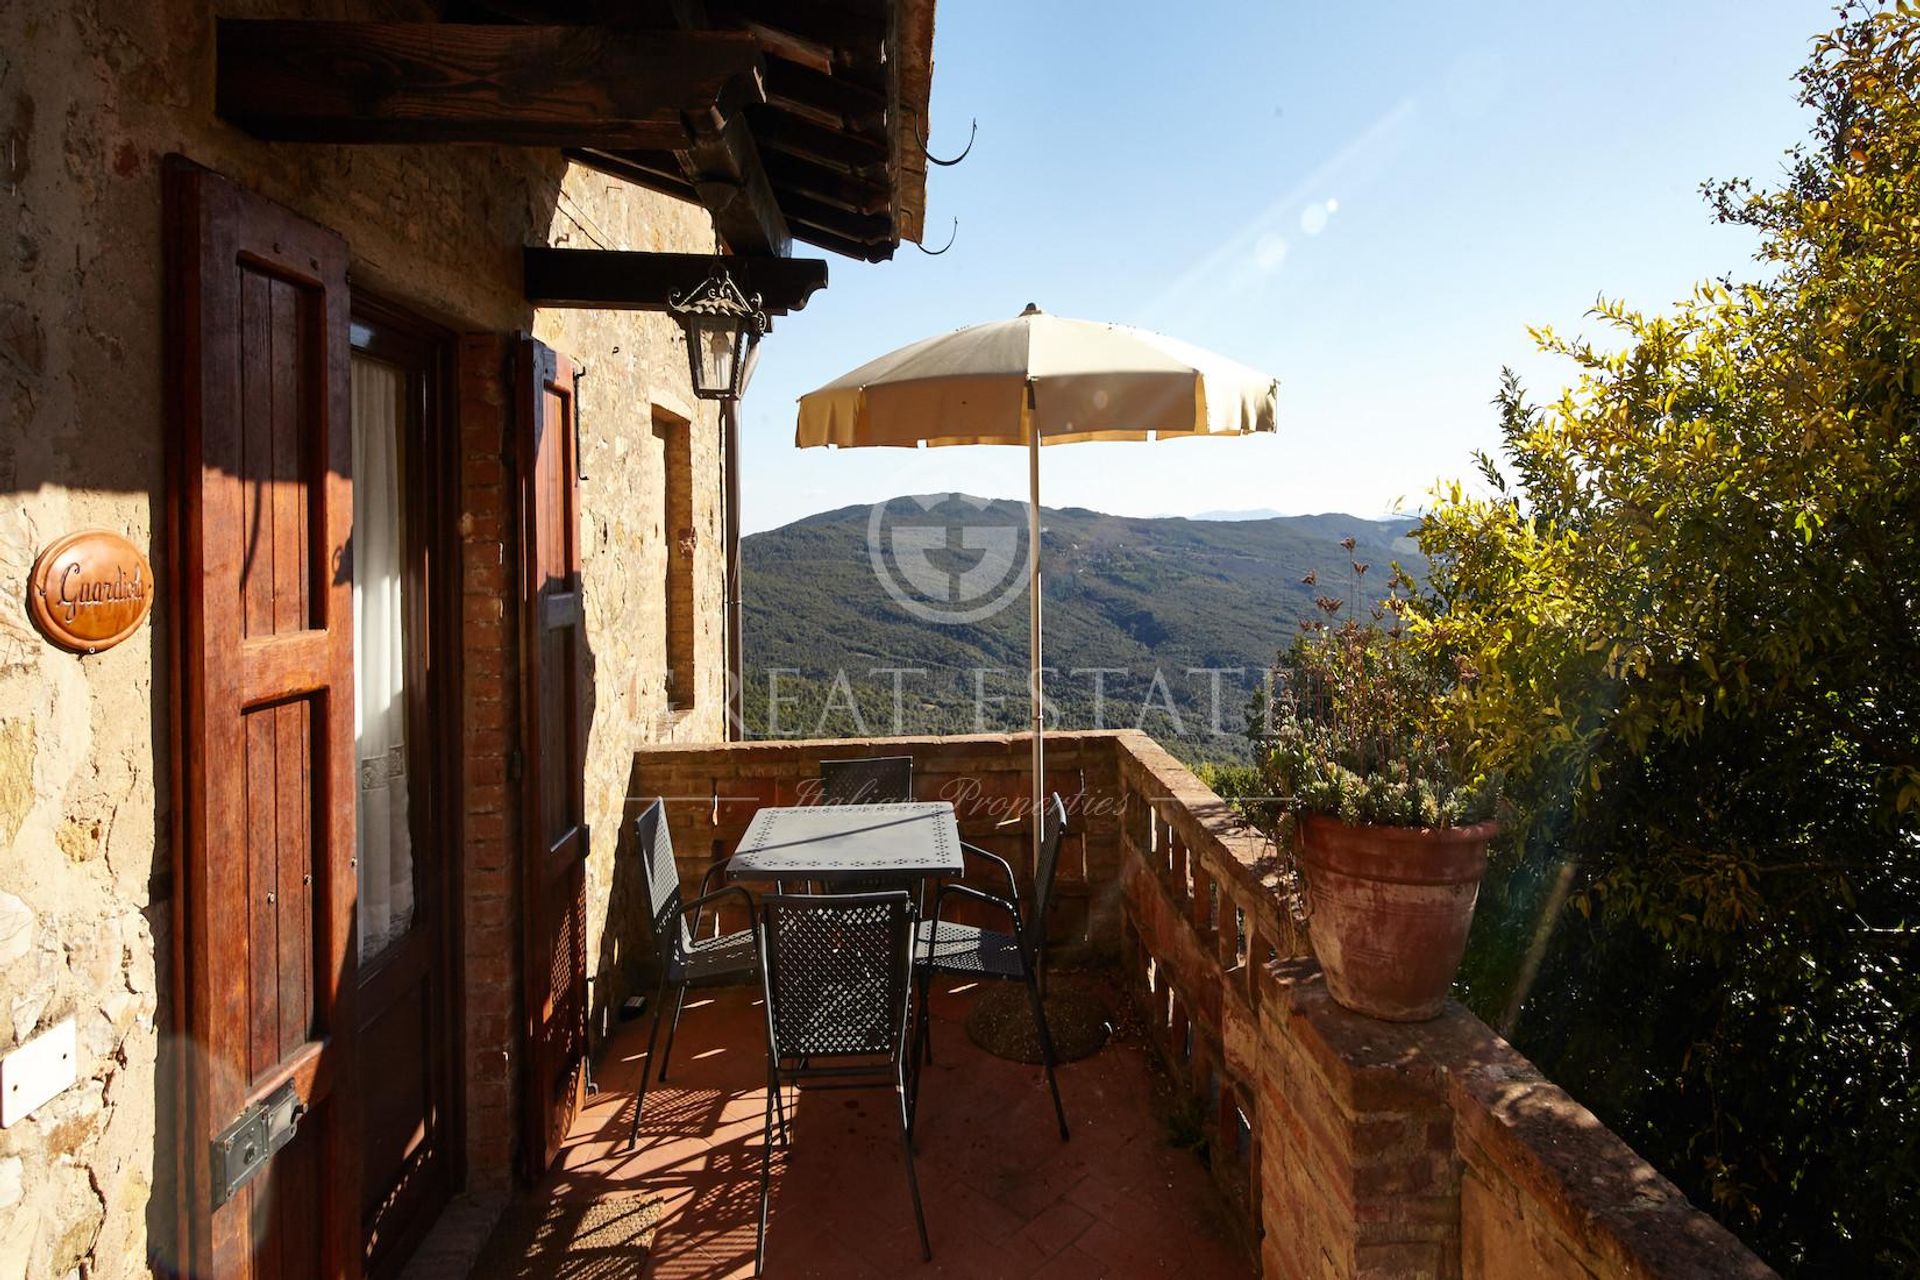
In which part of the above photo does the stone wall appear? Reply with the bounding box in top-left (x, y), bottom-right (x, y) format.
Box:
top-left (0, 1), bottom-right (731, 1273)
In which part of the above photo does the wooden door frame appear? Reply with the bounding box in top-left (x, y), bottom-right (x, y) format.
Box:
top-left (348, 294), bottom-right (467, 1274)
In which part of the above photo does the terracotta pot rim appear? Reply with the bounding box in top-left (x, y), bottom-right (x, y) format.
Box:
top-left (1298, 813), bottom-right (1501, 842)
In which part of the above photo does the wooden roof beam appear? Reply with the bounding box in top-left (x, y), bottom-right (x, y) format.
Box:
top-left (216, 21), bottom-right (765, 149)
top-left (676, 107), bottom-right (791, 256)
top-left (567, 148), bottom-right (693, 201)
top-left (779, 192), bottom-right (892, 246)
top-left (733, 18), bottom-right (835, 75)
top-left (669, 0), bottom-right (790, 256)
top-left (750, 111), bottom-right (889, 179)
top-left (762, 60), bottom-right (888, 137)
top-left (787, 217), bottom-right (896, 263)
top-left (889, 0), bottom-right (936, 247)
top-left (565, 149), bottom-right (707, 215)
top-left (523, 248), bottom-right (827, 315)
top-left (760, 151), bottom-right (891, 216)
top-left (715, 0), bottom-right (885, 75)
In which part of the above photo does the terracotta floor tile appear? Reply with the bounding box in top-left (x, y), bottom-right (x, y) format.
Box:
top-left (756, 1225), bottom-right (890, 1280)
top-left (1028, 1244), bottom-right (1112, 1280)
top-left (1072, 1217), bottom-right (1188, 1278)
top-left (1014, 1197), bottom-right (1096, 1259)
top-left (479, 981), bottom-right (1254, 1279)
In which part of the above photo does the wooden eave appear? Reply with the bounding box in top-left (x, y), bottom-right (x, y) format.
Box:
top-left (522, 248), bottom-right (828, 314)
top-left (215, 22), bottom-right (767, 151)
top-left (544, 0), bottom-right (936, 262)
top-left (888, 0), bottom-right (934, 249)
top-left (214, 2), bottom-right (937, 262)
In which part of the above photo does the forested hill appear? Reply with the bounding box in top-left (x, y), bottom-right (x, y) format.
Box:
top-left (741, 495), bottom-right (1421, 763)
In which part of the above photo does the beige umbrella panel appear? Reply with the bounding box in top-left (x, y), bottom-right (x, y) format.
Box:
top-left (798, 306), bottom-right (1279, 447)
top-left (796, 304), bottom-right (1279, 892)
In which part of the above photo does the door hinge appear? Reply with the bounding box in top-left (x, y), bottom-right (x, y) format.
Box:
top-left (209, 1080), bottom-right (306, 1209)
top-left (507, 746), bottom-right (524, 784)
top-left (572, 363), bottom-right (590, 483)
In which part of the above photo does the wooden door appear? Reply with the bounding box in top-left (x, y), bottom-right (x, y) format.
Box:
top-left (516, 337), bottom-right (590, 1174)
top-left (165, 156), bottom-right (361, 1279)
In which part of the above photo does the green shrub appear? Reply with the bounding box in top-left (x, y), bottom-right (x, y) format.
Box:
top-left (1249, 553), bottom-right (1497, 830)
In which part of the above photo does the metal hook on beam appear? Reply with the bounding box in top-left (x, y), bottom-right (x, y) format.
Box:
top-left (914, 115), bottom-right (977, 167)
top-left (914, 218), bottom-right (958, 256)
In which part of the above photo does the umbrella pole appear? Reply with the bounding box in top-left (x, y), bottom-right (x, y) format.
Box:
top-left (1028, 423), bottom-right (1046, 995)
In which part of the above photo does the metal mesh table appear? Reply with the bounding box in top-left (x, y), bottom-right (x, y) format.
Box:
top-left (727, 802), bottom-right (962, 886)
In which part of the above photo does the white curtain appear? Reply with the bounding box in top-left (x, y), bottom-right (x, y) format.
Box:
top-left (352, 357), bottom-right (415, 961)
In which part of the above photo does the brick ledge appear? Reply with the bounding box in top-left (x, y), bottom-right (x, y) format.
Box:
top-left (1266, 959), bottom-right (1776, 1280)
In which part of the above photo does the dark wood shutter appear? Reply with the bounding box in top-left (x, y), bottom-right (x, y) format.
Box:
top-left (165, 157), bottom-right (362, 1279)
top-left (515, 336), bottom-right (590, 1174)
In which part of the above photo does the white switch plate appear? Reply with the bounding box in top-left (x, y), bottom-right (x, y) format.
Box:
top-left (1, 1017), bottom-right (77, 1127)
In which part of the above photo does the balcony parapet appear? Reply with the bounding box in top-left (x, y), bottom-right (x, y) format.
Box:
top-left (619, 730), bottom-right (1777, 1280)
top-left (1258, 959), bottom-right (1776, 1280)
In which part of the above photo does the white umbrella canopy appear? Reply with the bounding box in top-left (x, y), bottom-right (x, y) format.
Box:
top-left (795, 304), bottom-right (1280, 889)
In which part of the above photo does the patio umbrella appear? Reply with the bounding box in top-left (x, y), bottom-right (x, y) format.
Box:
top-left (795, 304), bottom-right (1280, 879)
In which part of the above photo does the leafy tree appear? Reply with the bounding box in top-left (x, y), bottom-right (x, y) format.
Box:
top-left (1414, 5), bottom-right (1919, 1272)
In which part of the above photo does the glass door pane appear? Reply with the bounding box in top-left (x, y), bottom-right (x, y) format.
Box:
top-left (351, 354), bottom-right (415, 961)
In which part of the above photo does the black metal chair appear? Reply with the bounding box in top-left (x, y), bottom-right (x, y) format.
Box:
top-left (627, 798), bottom-right (760, 1149)
top-left (914, 792), bottom-right (1071, 1141)
top-left (816, 754), bottom-right (914, 806)
top-left (755, 891), bottom-right (929, 1273)
top-left (815, 755), bottom-right (918, 896)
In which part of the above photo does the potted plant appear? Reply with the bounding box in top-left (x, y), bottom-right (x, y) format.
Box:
top-left (1251, 550), bottom-right (1499, 1021)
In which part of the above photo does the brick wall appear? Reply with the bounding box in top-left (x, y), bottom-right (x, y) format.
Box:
top-left (1258, 960), bottom-right (1470, 1279)
top-left (1451, 1055), bottom-right (1776, 1280)
top-left (620, 732), bottom-right (1128, 1033)
top-left (1113, 732), bottom-right (1307, 1247)
top-left (1255, 965), bottom-right (1779, 1280)
top-left (456, 334), bottom-right (522, 1195)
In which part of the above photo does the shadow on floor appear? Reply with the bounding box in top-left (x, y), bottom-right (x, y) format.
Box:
top-left (474, 977), bottom-right (1255, 1279)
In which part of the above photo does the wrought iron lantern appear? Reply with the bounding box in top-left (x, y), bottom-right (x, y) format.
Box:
top-left (668, 266), bottom-right (767, 402)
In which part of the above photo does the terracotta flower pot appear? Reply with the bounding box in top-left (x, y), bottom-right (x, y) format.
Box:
top-left (1297, 814), bottom-right (1498, 1021)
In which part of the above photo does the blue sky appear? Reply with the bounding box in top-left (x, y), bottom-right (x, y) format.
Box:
top-left (737, 1), bottom-right (1832, 534)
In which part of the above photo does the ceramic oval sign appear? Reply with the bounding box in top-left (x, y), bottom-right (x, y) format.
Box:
top-left (28, 529), bottom-right (155, 654)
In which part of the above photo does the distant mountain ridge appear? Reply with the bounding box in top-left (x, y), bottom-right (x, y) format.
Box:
top-left (741, 495), bottom-right (1422, 763)
top-left (1189, 507), bottom-right (1289, 521)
